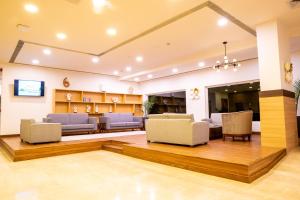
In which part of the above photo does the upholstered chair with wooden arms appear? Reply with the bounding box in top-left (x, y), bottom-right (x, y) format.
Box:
top-left (222, 111), bottom-right (253, 141)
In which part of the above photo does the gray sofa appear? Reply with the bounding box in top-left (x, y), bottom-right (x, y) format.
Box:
top-left (43, 113), bottom-right (97, 134)
top-left (99, 113), bottom-right (143, 131)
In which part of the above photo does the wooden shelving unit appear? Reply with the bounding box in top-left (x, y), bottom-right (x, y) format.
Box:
top-left (53, 89), bottom-right (143, 116)
top-left (149, 95), bottom-right (186, 114)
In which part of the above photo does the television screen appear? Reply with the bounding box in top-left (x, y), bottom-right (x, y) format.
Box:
top-left (14, 80), bottom-right (45, 97)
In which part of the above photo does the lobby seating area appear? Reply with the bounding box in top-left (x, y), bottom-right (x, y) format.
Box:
top-left (0, 0), bottom-right (300, 199)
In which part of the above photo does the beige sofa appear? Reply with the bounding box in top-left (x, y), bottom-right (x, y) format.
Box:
top-left (146, 114), bottom-right (209, 146)
top-left (222, 111), bottom-right (253, 141)
top-left (20, 119), bottom-right (62, 144)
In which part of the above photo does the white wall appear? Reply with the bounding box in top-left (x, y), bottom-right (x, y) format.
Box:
top-left (140, 59), bottom-right (260, 121)
top-left (0, 64), bottom-right (140, 134)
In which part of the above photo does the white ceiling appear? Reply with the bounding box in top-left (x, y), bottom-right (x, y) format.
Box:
top-left (1, 0), bottom-right (300, 82)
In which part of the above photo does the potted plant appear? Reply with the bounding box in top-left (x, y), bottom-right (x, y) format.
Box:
top-left (294, 79), bottom-right (300, 138)
top-left (143, 98), bottom-right (155, 117)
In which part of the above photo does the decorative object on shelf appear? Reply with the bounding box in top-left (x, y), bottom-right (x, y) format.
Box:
top-left (95, 105), bottom-right (99, 113)
top-left (190, 88), bottom-right (200, 100)
top-left (112, 97), bottom-right (119, 103)
top-left (73, 106), bottom-right (78, 113)
top-left (66, 93), bottom-right (72, 101)
top-left (128, 86), bottom-right (134, 94)
top-left (212, 41), bottom-right (241, 72)
top-left (163, 99), bottom-right (168, 105)
top-left (63, 77), bottom-right (70, 88)
top-left (284, 62), bottom-right (293, 84)
top-left (86, 105), bottom-right (91, 113)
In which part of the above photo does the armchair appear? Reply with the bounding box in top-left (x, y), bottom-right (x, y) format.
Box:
top-left (20, 119), bottom-right (62, 144)
top-left (222, 111), bottom-right (253, 141)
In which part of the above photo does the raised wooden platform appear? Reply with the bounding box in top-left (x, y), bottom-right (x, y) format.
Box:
top-left (0, 134), bottom-right (286, 183)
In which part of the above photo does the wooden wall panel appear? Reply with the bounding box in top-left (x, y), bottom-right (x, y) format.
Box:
top-left (260, 96), bottom-right (298, 151)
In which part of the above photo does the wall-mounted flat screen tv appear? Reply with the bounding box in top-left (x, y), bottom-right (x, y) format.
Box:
top-left (14, 80), bottom-right (45, 97)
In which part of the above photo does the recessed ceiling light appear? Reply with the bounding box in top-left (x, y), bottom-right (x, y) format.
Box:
top-left (32, 59), bottom-right (40, 65)
top-left (147, 74), bottom-right (153, 79)
top-left (136, 56), bottom-right (143, 63)
top-left (106, 27), bottom-right (117, 36)
top-left (113, 70), bottom-right (119, 75)
top-left (172, 68), bottom-right (178, 73)
top-left (92, 0), bottom-right (110, 13)
top-left (24, 3), bottom-right (39, 13)
top-left (43, 49), bottom-right (52, 55)
top-left (217, 17), bottom-right (228, 27)
top-left (92, 57), bottom-right (100, 63)
top-left (198, 62), bottom-right (205, 67)
top-left (56, 32), bottom-right (67, 40)
top-left (125, 66), bottom-right (132, 72)
top-left (134, 77), bottom-right (140, 82)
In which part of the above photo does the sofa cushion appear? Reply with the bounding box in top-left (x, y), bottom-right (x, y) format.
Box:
top-left (104, 113), bottom-right (133, 123)
top-left (110, 122), bottom-right (127, 127)
top-left (47, 114), bottom-right (69, 125)
top-left (62, 124), bottom-right (94, 130)
top-left (126, 122), bottom-right (142, 127)
top-left (68, 113), bottom-right (89, 124)
top-left (119, 113), bottom-right (133, 122)
top-left (104, 113), bottom-right (121, 123)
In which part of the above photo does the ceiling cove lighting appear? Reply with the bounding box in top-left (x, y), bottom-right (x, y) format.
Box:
top-left (113, 70), bottom-right (119, 75)
top-left (43, 49), bottom-right (52, 55)
top-left (106, 27), bottom-right (117, 36)
top-left (135, 56), bottom-right (143, 63)
top-left (92, 57), bottom-right (100, 63)
top-left (56, 32), bottom-right (67, 40)
top-left (24, 3), bottom-right (39, 13)
top-left (125, 66), bottom-right (132, 72)
top-left (172, 68), bottom-right (178, 73)
top-left (212, 41), bottom-right (241, 72)
top-left (32, 59), bottom-right (40, 65)
top-left (217, 17), bottom-right (228, 27)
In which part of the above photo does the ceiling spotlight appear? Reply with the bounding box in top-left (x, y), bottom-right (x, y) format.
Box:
top-left (234, 90), bottom-right (237, 93)
top-left (92, 57), bottom-right (100, 63)
top-left (147, 74), bottom-right (153, 79)
top-left (56, 32), bottom-right (67, 40)
top-left (134, 77), bottom-right (140, 82)
top-left (249, 86), bottom-right (253, 89)
top-left (92, 0), bottom-right (110, 13)
top-left (218, 17), bottom-right (228, 27)
top-left (113, 70), bottom-right (119, 75)
top-left (106, 27), bottom-right (117, 36)
top-left (136, 56), bottom-right (143, 62)
top-left (24, 3), bottom-right (39, 13)
top-left (32, 59), bottom-right (40, 65)
top-left (43, 49), bottom-right (52, 55)
top-left (198, 62), bottom-right (205, 67)
top-left (125, 66), bottom-right (132, 72)
top-left (172, 68), bottom-right (178, 73)
top-left (225, 89), bottom-right (228, 92)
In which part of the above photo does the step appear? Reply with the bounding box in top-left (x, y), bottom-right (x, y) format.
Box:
top-left (102, 144), bottom-right (124, 154)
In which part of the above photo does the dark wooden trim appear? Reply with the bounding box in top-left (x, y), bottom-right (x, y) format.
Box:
top-left (259, 89), bottom-right (295, 98)
top-left (9, 40), bottom-right (24, 63)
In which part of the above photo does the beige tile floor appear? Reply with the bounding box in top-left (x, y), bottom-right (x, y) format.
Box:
top-left (0, 147), bottom-right (300, 200)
